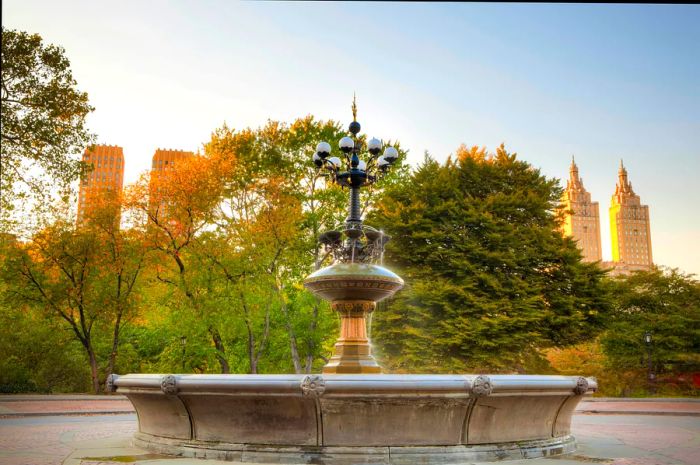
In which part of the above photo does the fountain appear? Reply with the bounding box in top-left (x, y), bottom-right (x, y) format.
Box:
top-left (110, 101), bottom-right (596, 463)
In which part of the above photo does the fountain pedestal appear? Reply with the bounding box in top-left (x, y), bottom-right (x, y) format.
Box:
top-left (303, 263), bottom-right (404, 374)
top-left (323, 300), bottom-right (380, 373)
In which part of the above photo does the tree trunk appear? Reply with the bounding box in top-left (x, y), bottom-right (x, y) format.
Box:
top-left (304, 353), bottom-right (314, 374)
top-left (106, 310), bottom-right (122, 386)
top-left (209, 327), bottom-right (230, 374)
top-left (303, 300), bottom-right (322, 373)
top-left (289, 331), bottom-right (303, 374)
top-left (245, 318), bottom-right (258, 374)
top-left (88, 345), bottom-right (100, 394)
top-left (273, 277), bottom-right (303, 373)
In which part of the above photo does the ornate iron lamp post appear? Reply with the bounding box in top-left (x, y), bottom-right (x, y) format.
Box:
top-left (304, 98), bottom-right (404, 373)
top-left (312, 97), bottom-right (399, 250)
top-left (644, 331), bottom-right (655, 394)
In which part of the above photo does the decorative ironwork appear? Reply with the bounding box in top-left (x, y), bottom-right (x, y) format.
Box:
top-left (161, 375), bottom-right (178, 395)
top-left (331, 300), bottom-right (376, 315)
top-left (319, 225), bottom-right (392, 264)
top-left (313, 97), bottom-right (400, 265)
top-left (471, 375), bottom-right (493, 397)
top-left (301, 375), bottom-right (326, 397)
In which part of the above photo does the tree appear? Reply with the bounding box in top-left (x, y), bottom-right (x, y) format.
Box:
top-left (0, 197), bottom-right (145, 394)
top-left (600, 268), bottom-right (700, 394)
top-left (203, 118), bottom-right (346, 374)
top-left (369, 145), bottom-right (611, 372)
top-left (0, 299), bottom-right (91, 393)
top-left (1, 27), bottom-right (94, 230)
top-left (83, 193), bottom-right (146, 385)
top-left (203, 116), bottom-right (410, 373)
top-left (126, 153), bottom-right (233, 373)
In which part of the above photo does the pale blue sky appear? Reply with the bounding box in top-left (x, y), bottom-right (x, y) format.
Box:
top-left (3, 1), bottom-right (699, 274)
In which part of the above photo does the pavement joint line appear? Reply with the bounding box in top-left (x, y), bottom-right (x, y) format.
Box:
top-left (577, 410), bottom-right (700, 416)
top-left (0, 410), bottom-right (136, 418)
top-left (0, 395), bottom-right (128, 402)
top-left (581, 397), bottom-right (700, 403)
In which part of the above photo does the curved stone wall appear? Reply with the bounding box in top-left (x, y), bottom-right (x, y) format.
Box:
top-left (112, 373), bottom-right (596, 463)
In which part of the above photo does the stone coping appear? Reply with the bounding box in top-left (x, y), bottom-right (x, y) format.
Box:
top-left (111, 373), bottom-right (597, 397)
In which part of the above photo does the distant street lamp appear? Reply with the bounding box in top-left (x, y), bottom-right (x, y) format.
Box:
top-left (180, 336), bottom-right (187, 372)
top-left (644, 331), bottom-right (655, 394)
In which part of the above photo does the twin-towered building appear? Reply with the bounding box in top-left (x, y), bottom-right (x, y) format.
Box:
top-left (560, 158), bottom-right (653, 275)
top-left (77, 145), bottom-right (194, 223)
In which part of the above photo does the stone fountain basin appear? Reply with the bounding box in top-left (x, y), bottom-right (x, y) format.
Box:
top-left (112, 373), bottom-right (595, 464)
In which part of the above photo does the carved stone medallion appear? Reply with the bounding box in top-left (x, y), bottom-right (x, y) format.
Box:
top-left (301, 375), bottom-right (326, 397)
top-left (471, 375), bottom-right (493, 397)
top-left (161, 375), bottom-right (178, 395)
top-left (574, 377), bottom-right (589, 395)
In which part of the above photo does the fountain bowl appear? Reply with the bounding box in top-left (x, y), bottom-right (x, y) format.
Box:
top-left (111, 373), bottom-right (595, 464)
top-left (304, 263), bottom-right (404, 302)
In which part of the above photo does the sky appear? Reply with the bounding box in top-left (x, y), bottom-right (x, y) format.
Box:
top-left (3, 1), bottom-right (699, 274)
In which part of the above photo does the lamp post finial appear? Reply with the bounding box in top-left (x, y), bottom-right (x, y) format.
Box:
top-left (352, 93), bottom-right (357, 122)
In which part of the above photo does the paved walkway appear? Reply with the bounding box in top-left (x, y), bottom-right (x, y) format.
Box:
top-left (0, 414), bottom-right (137, 465)
top-left (0, 396), bottom-right (133, 417)
top-left (0, 396), bottom-right (698, 465)
top-left (576, 398), bottom-right (700, 416)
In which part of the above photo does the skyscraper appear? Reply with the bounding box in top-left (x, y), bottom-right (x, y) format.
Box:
top-left (560, 157), bottom-right (602, 262)
top-left (148, 148), bottom-right (194, 218)
top-left (77, 145), bottom-right (125, 223)
top-left (609, 160), bottom-right (653, 270)
top-left (151, 148), bottom-right (194, 176)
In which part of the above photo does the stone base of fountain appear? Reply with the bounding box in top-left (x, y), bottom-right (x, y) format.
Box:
top-left (110, 373), bottom-right (594, 464)
top-left (134, 434), bottom-right (576, 463)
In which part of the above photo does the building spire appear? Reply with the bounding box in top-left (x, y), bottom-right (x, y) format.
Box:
top-left (559, 155), bottom-right (601, 263)
top-left (568, 155), bottom-right (582, 189)
top-left (616, 158), bottom-right (633, 194)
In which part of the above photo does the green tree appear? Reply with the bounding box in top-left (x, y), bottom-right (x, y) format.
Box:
top-left (126, 154), bottom-right (234, 373)
top-left (370, 145), bottom-right (610, 372)
top-left (203, 116), bottom-right (410, 373)
top-left (0, 288), bottom-right (90, 393)
top-left (83, 193), bottom-right (146, 384)
top-left (1, 27), bottom-right (94, 230)
top-left (601, 268), bottom-right (700, 394)
top-left (0, 207), bottom-right (145, 393)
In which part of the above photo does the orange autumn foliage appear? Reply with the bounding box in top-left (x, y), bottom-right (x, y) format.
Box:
top-left (125, 153), bottom-right (234, 252)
